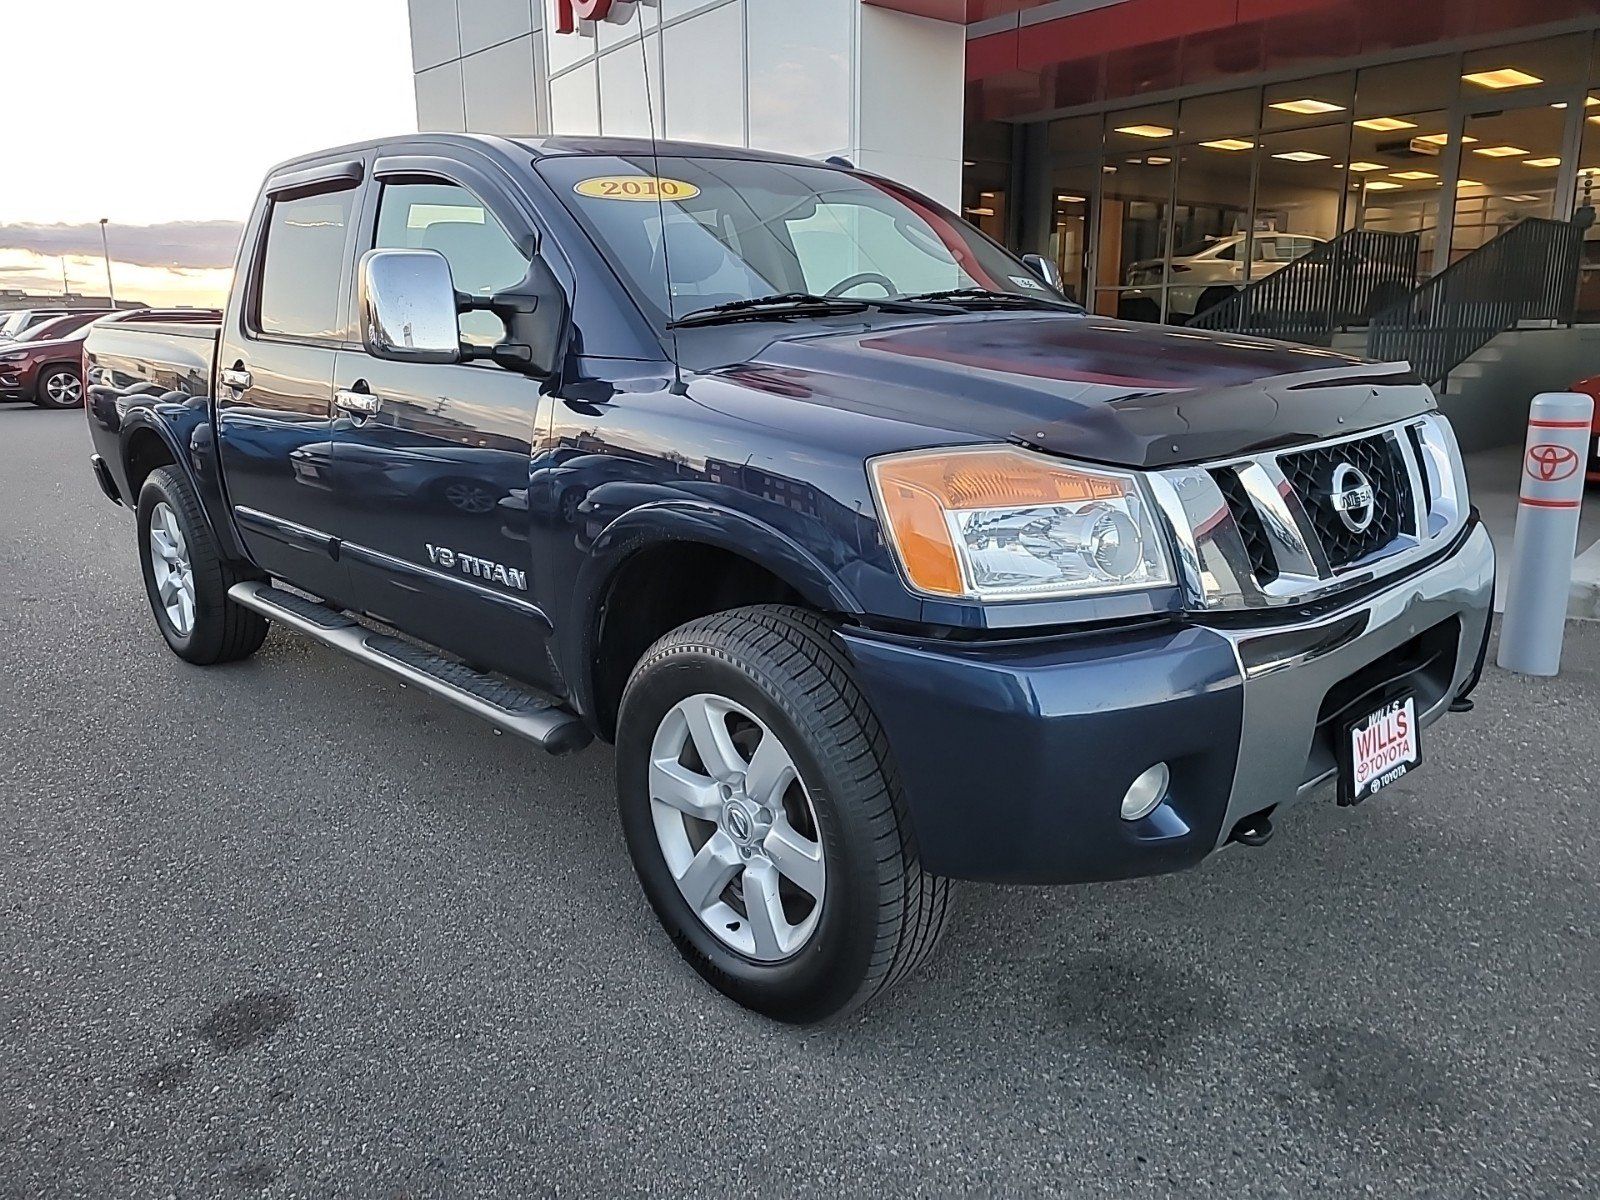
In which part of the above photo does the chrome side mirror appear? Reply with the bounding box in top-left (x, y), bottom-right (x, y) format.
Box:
top-left (1022, 252), bottom-right (1064, 294)
top-left (358, 249), bottom-right (460, 365)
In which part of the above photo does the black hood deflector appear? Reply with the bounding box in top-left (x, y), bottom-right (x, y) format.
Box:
top-left (714, 314), bottom-right (1434, 469)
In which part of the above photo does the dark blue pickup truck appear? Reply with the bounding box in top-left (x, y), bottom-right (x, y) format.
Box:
top-left (84, 134), bottom-right (1494, 1022)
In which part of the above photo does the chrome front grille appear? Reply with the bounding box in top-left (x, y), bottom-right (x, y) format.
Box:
top-left (1210, 466), bottom-right (1280, 584)
top-left (1148, 414), bottom-right (1466, 612)
top-left (1277, 434), bottom-right (1416, 569)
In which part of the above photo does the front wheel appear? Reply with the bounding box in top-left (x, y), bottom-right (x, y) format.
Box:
top-left (32, 364), bottom-right (82, 409)
top-left (616, 605), bottom-right (950, 1023)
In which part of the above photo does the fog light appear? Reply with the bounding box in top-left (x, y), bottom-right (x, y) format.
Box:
top-left (1120, 762), bottom-right (1170, 821)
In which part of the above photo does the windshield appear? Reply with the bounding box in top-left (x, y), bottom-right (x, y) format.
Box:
top-left (539, 155), bottom-right (1055, 328)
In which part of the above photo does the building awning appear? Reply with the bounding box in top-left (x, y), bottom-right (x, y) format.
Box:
top-left (869, 0), bottom-right (1600, 119)
top-left (863, 1), bottom-right (1057, 22)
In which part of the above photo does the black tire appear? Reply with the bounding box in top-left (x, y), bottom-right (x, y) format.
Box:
top-left (136, 466), bottom-right (269, 665)
top-left (616, 605), bottom-right (950, 1024)
top-left (1195, 285), bottom-right (1238, 319)
top-left (32, 363), bottom-right (82, 409)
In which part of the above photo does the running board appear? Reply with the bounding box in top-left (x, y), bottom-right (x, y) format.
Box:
top-left (228, 581), bottom-right (592, 756)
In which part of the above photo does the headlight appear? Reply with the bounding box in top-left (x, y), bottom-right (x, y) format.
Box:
top-left (0, 351), bottom-right (26, 363)
top-left (869, 445), bottom-right (1174, 601)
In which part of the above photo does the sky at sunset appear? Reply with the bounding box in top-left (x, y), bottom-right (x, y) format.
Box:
top-left (1, 0), bottom-right (418, 308)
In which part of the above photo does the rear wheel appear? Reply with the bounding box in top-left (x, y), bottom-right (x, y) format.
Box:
top-left (32, 364), bottom-right (82, 409)
top-left (136, 467), bottom-right (268, 664)
top-left (616, 605), bottom-right (950, 1023)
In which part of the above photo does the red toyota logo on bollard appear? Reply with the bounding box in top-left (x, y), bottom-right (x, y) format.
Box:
top-left (556, 0), bottom-right (613, 33)
top-left (1526, 443), bottom-right (1580, 482)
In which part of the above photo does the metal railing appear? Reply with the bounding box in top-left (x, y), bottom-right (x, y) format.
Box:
top-left (1365, 216), bottom-right (1584, 387)
top-left (1188, 228), bottom-right (1421, 345)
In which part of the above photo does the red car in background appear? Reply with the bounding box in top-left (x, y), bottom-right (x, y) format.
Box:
top-left (0, 308), bottom-right (218, 409)
top-left (1566, 375), bottom-right (1600, 483)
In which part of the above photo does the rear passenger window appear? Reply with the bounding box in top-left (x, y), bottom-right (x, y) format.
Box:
top-left (374, 181), bottom-right (529, 347)
top-left (256, 189), bottom-right (356, 341)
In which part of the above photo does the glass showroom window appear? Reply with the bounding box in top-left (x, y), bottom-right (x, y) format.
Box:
top-left (1096, 102), bottom-right (1178, 322)
top-left (1577, 88), bottom-right (1600, 320)
top-left (1343, 56), bottom-right (1458, 263)
top-left (1253, 120), bottom-right (1351, 288)
top-left (1450, 105), bottom-right (1568, 259)
top-left (1044, 115), bottom-right (1099, 304)
top-left (963, 120), bottom-right (1012, 246)
top-left (1167, 91), bottom-right (1259, 323)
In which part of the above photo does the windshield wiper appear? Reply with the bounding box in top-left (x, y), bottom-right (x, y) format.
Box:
top-left (668, 292), bottom-right (955, 328)
top-left (893, 287), bottom-right (1082, 312)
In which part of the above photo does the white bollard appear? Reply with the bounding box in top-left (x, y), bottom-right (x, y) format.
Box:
top-left (1497, 391), bottom-right (1595, 676)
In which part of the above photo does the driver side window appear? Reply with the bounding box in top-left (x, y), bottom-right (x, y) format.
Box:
top-left (374, 181), bottom-right (528, 347)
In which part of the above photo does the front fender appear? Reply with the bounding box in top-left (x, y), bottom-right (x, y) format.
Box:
top-left (562, 500), bottom-right (864, 724)
top-left (585, 499), bottom-right (863, 613)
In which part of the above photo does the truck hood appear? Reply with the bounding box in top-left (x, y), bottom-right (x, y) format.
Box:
top-left (715, 313), bottom-right (1433, 470)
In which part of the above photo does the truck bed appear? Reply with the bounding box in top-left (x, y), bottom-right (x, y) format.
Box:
top-left (84, 320), bottom-right (219, 403)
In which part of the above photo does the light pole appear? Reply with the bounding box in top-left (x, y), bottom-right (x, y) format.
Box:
top-left (98, 217), bottom-right (117, 306)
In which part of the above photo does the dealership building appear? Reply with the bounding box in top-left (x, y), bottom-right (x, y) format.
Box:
top-left (407, 0), bottom-right (1600, 449)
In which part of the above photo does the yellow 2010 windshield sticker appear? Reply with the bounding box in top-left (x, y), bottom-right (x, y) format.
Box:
top-left (575, 175), bottom-right (701, 202)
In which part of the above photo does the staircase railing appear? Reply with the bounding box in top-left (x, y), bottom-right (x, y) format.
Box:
top-left (1364, 216), bottom-right (1584, 387)
top-left (1188, 228), bottom-right (1421, 345)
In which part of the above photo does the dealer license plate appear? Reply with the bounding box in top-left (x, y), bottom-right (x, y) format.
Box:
top-left (1341, 694), bottom-right (1420, 805)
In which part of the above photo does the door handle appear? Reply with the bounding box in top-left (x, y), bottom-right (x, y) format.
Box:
top-left (219, 366), bottom-right (252, 391)
top-left (335, 388), bottom-right (381, 417)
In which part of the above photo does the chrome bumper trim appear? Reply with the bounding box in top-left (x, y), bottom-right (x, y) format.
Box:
top-left (1206, 520), bottom-right (1495, 846)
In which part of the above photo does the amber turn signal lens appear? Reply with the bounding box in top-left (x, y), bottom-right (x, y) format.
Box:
top-left (869, 448), bottom-right (1128, 598)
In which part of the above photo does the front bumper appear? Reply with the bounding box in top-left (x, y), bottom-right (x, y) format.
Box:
top-left (839, 518), bottom-right (1495, 884)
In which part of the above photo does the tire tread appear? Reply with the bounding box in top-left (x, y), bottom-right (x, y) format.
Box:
top-left (626, 604), bottom-right (950, 1019)
top-left (140, 467), bottom-right (268, 665)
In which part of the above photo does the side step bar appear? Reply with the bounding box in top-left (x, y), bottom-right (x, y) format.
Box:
top-left (228, 582), bottom-right (592, 756)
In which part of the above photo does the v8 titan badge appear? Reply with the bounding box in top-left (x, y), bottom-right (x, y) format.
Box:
top-left (1342, 693), bottom-right (1420, 805)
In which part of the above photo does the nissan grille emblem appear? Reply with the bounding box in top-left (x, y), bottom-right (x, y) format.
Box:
top-left (1329, 463), bottom-right (1377, 534)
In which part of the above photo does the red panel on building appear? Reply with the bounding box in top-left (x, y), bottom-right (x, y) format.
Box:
top-left (965, 0), bottom-right (1600, 117)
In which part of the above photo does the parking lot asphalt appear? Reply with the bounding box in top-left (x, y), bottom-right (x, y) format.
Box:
top-left (2, 404), bottom-right (1596, 1199)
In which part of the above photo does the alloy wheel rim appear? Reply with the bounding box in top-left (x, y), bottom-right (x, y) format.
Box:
top-left (46, 372), bottom-right (80, 405)
top-left (148, 501), bottom-right (196, 636)
top-left (648, 694), bottom-right (826, 962)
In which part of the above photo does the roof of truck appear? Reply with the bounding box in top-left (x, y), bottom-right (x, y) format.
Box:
top-left (265, 132), bottom-right (838, 181)
top-left (516, 135), bottom-right (833, 168)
